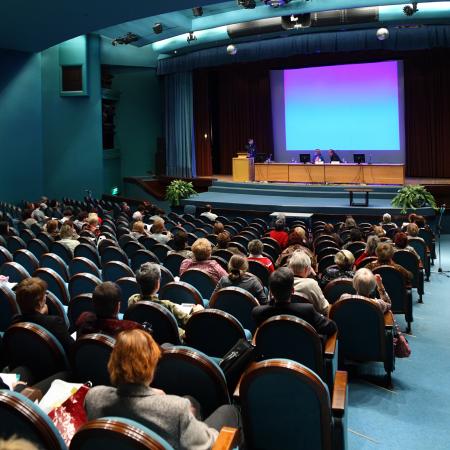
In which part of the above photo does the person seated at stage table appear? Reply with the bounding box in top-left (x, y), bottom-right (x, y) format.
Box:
top-left (247, 239), bottom-right (275, 273)
top-left (167, 230), bottom-right (193, 259)
top-left (245, 138), bottom-right (257, 158)
top-left (393, 232), bottom-right (420, 260)
top-left (213, 255), bottom-right (268, 305)
top-left (354, 235), bottom-right (380, 267)
top-left (76, 282), bottom-right (142, 338)
top-left (288, 251), bottom-right (330, 315)
top-left (200, 204), bottom-right (218, 222)
top-left (269, 219), bottom-right (289, 249)
top-left (276, 227), bottom-right (315, 268)
top-left (365, 243), bottom-right (413, 283)
top-left (180, 238), bottom-right (228, 284)
top-left (320, 250), bottom-right (355, 288)
top-left (337, 268), bottom-right (391, 313)
top-left (85, 329), bottom-right (240, 450)
top-left (328, 149), bottom-right (342, 163)
top-left (252, 267), bottom-right (337, 336)
top-left (313, 149), bottom-right (324, 164)
top-left (342, 227), bottom-right (364, 250)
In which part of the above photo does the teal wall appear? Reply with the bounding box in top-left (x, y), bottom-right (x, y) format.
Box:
top-left (0, 50), bottom-right (43, 202)
top-left (42, 34), bottom-right (103, 200)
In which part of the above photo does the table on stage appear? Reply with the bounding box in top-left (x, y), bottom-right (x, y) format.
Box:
top-left (254, 163), bottom-right (405, 185)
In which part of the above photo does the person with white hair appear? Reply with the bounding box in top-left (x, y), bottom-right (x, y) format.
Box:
top-left (320, 249), bottom-right (355, 288)
top-left (337, 268), bottom-right (391, 312)
top-left (288, 251), bottom-right (330, 315)
top-left (380, 212), bottom-right (396, 227)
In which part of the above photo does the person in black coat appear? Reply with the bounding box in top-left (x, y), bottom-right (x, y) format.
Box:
top-left (252, 267), bottom-right (337, 336)
top-left (11, 277), bottom-right (74, 352)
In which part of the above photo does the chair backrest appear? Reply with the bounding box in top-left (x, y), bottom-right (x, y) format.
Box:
top-left (0, 390), bottom-right (67, 450)
top-left (124, 301), bottom-right (181, 345)
top-left (323, 278), bottom-right (356, 304)
top-left (163, 253), bottom-right (186, 277)
top-left (74, 244), bottom-right (100, 267)
top-left (371, 265), bottom-right (408, 314)
top-left (213, 249), bottom-right (233, 262)
top-left (160, 265), bottom-right (175, 289)
top-left (70, 333), bottom-right (115, 386)
top-left (345, 241), bottom-right (366, 256)
top-left (7, 235), bottom-right (27, 253)
top-left (330, 296), bottom-right (386, 361)
top-left (36, 232), bottom-right (55, 249)
top-left (355, 256), bottom-right (377, 269)
top-left (393, 250), bottom-right (420, 287)
top-left (116, 277), bottom-right (139, 313)
top-left (101, 246), bottom-right (129, 267)
top-left (315, 240), bottom-right (339, 254)
top-left (40, 253), bottom-right (70, 282)
top-left (151, 244), bottom-right (173, 262)
top-left (210, 255), bottom-right (228, 271)
top-left (209, 287), bottom-right (259, 333)
top-left (262, 243), bottom-right (279, 262)
top-left (0, 261), bottom-right (30, 283)
top-left (69, 257), bottom-right (101, 278)
top-left (248, 260), bottom-right (270, 287)
top-left (0, 246), bottom-right (13, 266)
top-left (180, 269), bottom-right (216, 300)
top-left (27, 238), bottom-right (49, 260)
top-left (240, 359), bottom-right (333, 450)
top-left (261, 237), bottom-right (282, 254)
top-left (123, 240), bottom-right (145, 258)
top-left (153, 346), bottom-right (230, 418)
top-left (184, 309), bottom-right (247, 358)
top-left (138, 236), bottom-right (158, 251)
top-left (0, 284), bottom-right (19, 331)
top-left (102, 261), bottom-right (134, 283)
top-left (254, 315), bottom-right (324, 377)
top-left (68, 294), bottom-right (94, 328)
top-left (4, 322), bottom-right (69, 381)
top-left (71, 417), bottom-right (173, 450)
top-left (51, 241), bottom-right (74, 265)
top-left (13, 248), bottom-right (39, 275)
top-left (69, 273), bottom-right (102, 300)
top-left (130, 249), bottom-right (160, 272)
top-left (318, 254), bottom-right (336, 274)
top-left (45, 291), bottom-right (70, 329)
top-left (317, 246), bottom-right (339, 262)
top-left (408, 237), bottom-right (427, 261)
top-left (159, 281), bottom-right (204, 306)
top-left (34, 267), bottom-right (70, 305)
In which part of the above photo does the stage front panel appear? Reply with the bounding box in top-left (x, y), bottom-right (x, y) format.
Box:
top-left (325, 164), bottom-right (364, 184)
top-left (289, 164), bottom-right (325, 183)
top-left (363, 164), bottom-right (405, 184)
top-left (255, 163), bottom-right (289, 182)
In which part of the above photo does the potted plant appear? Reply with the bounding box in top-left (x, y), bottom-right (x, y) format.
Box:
top-left (391, 184), bottom-right (437, 214)
top-left (165, 179), bottom-right (198, 207)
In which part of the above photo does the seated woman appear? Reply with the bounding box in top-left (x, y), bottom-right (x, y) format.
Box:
top-left (86, 213), bottom-right (100, 237)
top-left (380, 213), bottom-right (396, 227)
top-left (319, 223), bottom-right (342, 247)
top-left (406, 223), bottom-right (426, 244)
top-left (342, 228), bottom-right (364, 250)
top-left (365, 243), bottom-right (413, 283)
top-left (44, 219), bottom-right (60, 241)
top-left (393, 231), bottom-right (420, 260)
top-left (213, 254), bottom-right (268, 305)
top-left (22, 208), bottom-right (38, 228)
top-left (167, 230), bottom-right (193, 259)
top-left (354, 235), bottom-right (380, 267)
top-left (337, 268), bottom-right (391, 313)
top-left (276, 227), bottom-right (315, 268)
top-left (85, 329), bottom-right (240, 450)
top-left (339, 216), bottom-right (357, 232)
top-left (59, 222), bottom-right (80, 255)
top-left (180, 238), bottom-right (227, 284)
top-left (372, 225), bottom-right (386, 239)
top-left (320, 250), bottom-right (355, 288)
top-left (269, 219), bottom-right (289, 249)
top-left (213, 231), bottom-right (242, 256)
top-left (247, 239), bottom-right (274, 273)
top-left (130, 220), bottom-right (149, 240)
top-left (213, 221), bottom-right (224, 235)
top-left (150, 217), bottom-right (171, 244)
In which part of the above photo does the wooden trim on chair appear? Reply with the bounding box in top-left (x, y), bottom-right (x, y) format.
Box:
top-left (384, 311), bottom-right (394, 328)
top-left (331, 370), bottom-right (348, 417)
top-left (324, 332), bottom-right (337, 357)
top-left (212, 427), bottom-right (240, 450)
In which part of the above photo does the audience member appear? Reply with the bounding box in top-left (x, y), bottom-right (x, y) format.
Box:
top-left (354, 235), bottom-right (380, 267)
top-left (60, 208), bottom-right (74, 224)
top-left (269, 219), bottom-right (289, 249)
top-left (0, 437), bottom-right (39, 450)
top-left (31, 203), bottom-right (47, 223)
top-left (200, 204), bottom-right (218, 222)
top-left (76, 282), bottom-right (141, 337)
top-left (213, 221), bottom-right (224, 235)
top-left (150, 217), bottom-right (171, 244)
top-left (288, 251), bottom-right (330, 315)
top-left (73, 211), bottom-right (89, 231)
top-left (276, 227), bottom-right (315, 267)
top-left (252, 268), bottom-right (337, 335)
top-left (213, 231), bottom-right (242, 255)
top-left (393, 232), bottom-right (420, 259)
top-left (12, 278), bottom-right (74, 351)
top-left (372, 225), bottom-right (386, 238)
top-left (85, 329), bottom-right (240, 449)
top-left (59, 222), bottom-right (80, 254)
top-left (320, 250), bottom-right (355, 288)
top-left (320, 223), bottom-right (342, 246)
top-left (22, 209), bottom-right (38, 228)
top-left (342, 228), bottom-right (364, 250)
top-left (130, 221), bottom-right (149, 240)
top-left (86, 213), bottom-right (100, 236)
top-left (247, 239), bottom-right (274, 273)
top-left (180, 238), bottom-right (227, 284)
top-left (406, 223), bottom-right (425, 244)
top-left (44, 219), bottom-right (60, 240)
top-left (340, 216), bottom-right (357, 231)
top-left (380, 213), bottom-right (396, 227)
top-left (213, 254), bottom-right (268, 304)
top-left (167, 231), bottom-right (193, 259)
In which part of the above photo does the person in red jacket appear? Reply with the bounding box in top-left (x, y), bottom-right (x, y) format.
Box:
top-left (269, 219), bottom-right (289, 249)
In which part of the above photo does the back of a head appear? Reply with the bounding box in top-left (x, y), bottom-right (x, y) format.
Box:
top-left (213, 221), bottom-right (224, 235)
top-left (382, 213), bottom-right (392, 224)
top-left (415, 215), bottom-right (426, 228)
top-left (0, 437), bottom-right (40, 450)
top-left (132, 211), bottom-right (143, 221)
top-left (407, 222), bottom-right (419, 237)
top-left (376, 242), bottom-right (394, 263)
top-left (394, 232), bottom-right (408, 249)
top-left (269, 267), bottom-right (294, 303)
top-left (216, 231), bottom-right (231, 249)
top-left (192, 238), bottom-right (212, 261)
top-left (349, 228), bottom-right (362, 242)
top-left (46, 219), bottom-right (59, 234)
top-left (108, 329), bottom-right (161, 386)
top-left (60, 223), bottom-right (74, 239)
top-left (365, 235), bottom-right (380, 255)
top-left (288, 227), bottom-right (306, 245)
top-left (372, 225), bottom-right (385, 238)
top-left (172, 230), bottom-right (188, 251)
top-left (92, 282), bottom-right (122, 319)
top-left (288, 250), bottom-right (311, 276)
top-left (353, 268), bottom-right (376, 297)
top-left (63, 208), bottom-right (73, 218)
top-left (132, 221), bottom-right (145, 234)
top-left (334, 250), bottom-right (355, 270)
top-left (152, 218), bottom-right (164, 234)
top-left (323, 223), bottom-right (334, 234)
top-left (135, 262), bottom-right (161, 296)
top-left (274, 219), bottom-right (285, 232)
top-left (15, 277), bottom-right (47, 314)
top-left (205, 204), bottom-right (212, 212)
top-left (228, 254), bottom-right (248, 281)
top-left (345, 217), bottom-right (357, 229)
top-left (248, 239), bottom-right (263, 256)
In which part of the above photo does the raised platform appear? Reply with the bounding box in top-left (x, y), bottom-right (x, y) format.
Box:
top-left (182, 180), bottom-right (435, 216)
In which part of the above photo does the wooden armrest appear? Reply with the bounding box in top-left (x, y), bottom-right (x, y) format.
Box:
top-left (324, 332), bottom-right (338, 357)
top-left (384, 311), bottom-right (394, 328)
top-left (21, 387), bottom-right (43, 402)
top-left (212, 427), bottom-right (240, 450)
top-left (233, 362), bottom-right (258, 400)
top-left (331, 370), bottom-right (347, 417)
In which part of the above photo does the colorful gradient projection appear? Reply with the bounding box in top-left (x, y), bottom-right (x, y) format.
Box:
top-left (284, 61), bottom-right (401, 151)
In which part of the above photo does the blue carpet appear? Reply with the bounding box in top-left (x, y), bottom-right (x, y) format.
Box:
top-left (348, 235), bottom-right (450, 450)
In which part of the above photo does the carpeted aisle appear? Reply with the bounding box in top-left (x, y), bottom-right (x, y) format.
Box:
top-left (348, 235), bottom-right (450, 449)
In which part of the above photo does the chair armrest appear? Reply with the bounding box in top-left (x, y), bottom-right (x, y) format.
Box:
top-left (212, 427), bottom-right (240, 450)
top-left (21, 387), bottom-right (43, 402)
top-left (324, 332), bottom-right (338, 358)
top-left (384, 311), bottom-right (394, 328)
top-left (331, 370), bottom-right (347, 418)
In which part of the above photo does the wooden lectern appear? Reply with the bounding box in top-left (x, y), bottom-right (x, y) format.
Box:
top-left (232, 153), bottom-right (255, 182)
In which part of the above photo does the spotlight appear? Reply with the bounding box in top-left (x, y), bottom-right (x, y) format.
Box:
top-left (111, 32), bottom-right (140, 46)
top-left (153, 23), bottom-right (163, 34)
top-left (236, 0), bottom-right (256, 9)
top-left (376, 27), bottom-right (389, 41)
top-left (187, 32), bottom-right (197, 44)
top-left (227, 44), bottom-right (237, 55)
top-left (192, 6), bottom-right (203, 17)
top-left (403, 2), bottom-right (419, 16)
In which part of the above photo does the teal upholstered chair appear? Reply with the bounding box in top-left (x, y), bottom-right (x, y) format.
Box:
top-left (27, 238), bottom-right (49, 260)
top-left (69, 273), bottom-right (102, 300)
top-left (74, 244), bottom-right (101, 267)
top-left (34, 267), bottom-right (70, 305)
top-left (329, 296), bottom-right (395, 385)
top-left (41, 253), bottom-right (70, 282)
top-left (0, 390), bottom-right (67, 450)
top-left (116, 277), bottom-right (139, 313)
top-left (254, 315), bottom-right (338, 391)
top-left (163, 253), bottom-right (186, 277)
top-left (0, 261), bottom-right (30, 283)
top-left (130, 249), bottom-right (160, 272)
top-left (67, 294), bottom-right (94, 329)
top-left (323, 278), bottom-right (356, 304)
top-left (0, 284), bottom-right (19, 331)
top-left (180, 268), bottom-right (216, 300)
top-left (159, 281), bottom-right (204, 306)
top-left (393, 249), bottom-right (424, 303)
top-left (238, 359), bottom-right (348, 450)
top-left (69, 257), bottom-right (101, 278)
top-left (408, 237), bottom-right (431, 281)
top-left (101, 246), bottom-right (129, 267)
top-left (102, 261), bottom-right (134, 283)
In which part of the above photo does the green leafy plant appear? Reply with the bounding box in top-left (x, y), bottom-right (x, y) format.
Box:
top-left (165, 179), bottom-right (197, 207)
top-left (391, 184), bottom-right (437, 214)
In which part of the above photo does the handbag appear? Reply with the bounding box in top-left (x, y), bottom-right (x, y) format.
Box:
top-left (393, 323), bottom-right (411, 358)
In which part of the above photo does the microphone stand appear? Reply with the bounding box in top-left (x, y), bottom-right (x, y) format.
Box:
top-left (436, 204), bottom-right (450, 277)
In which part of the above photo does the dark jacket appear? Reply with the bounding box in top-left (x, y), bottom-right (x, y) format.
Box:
top-left (76, 312), bottom-right (142, 338)
top-left (11, 312), bottom-right (74, 352)
top-left (252, 302), bottom-right (337, 336)
top-left (213, 273), bottom-right (268, 305)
